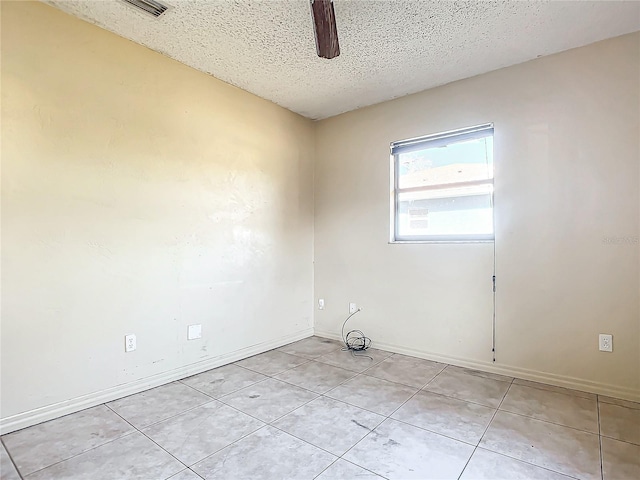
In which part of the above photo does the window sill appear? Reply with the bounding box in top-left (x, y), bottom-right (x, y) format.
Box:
top-left (389, 239), bottom-right (495, 244)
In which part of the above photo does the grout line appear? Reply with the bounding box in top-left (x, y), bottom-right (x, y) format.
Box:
top-left (187, 362), bottom-right (389, 476)
top-left (183, 388), bottom-right (326, 469)
top-left (493, 407), bottom-right (601, 436)
top-left (179, 376), bottom-right (272, 403)
top-left (597, 396), bottom-right (604, 480)
top-left (103, 404), bottom-right (189, 477)
top-left (599, 434), bottom-right (640, 447)
top-left (189, 469), bottom-right (205, 480)
top-left (471, 447), bottom-right (583, 480)
top-left (267, 423), bottom-right (340, 459)
top-left (358, 367), bottom-right (445, 390)
top-left (18, 431), bottom-right (138, 477)
top-left (385, 364), bottom-right (449, 419)
top-left (271, 369), bottom-right (359, 393)
top-left (294, 355), bottom-right (373, 375)
top-left (179, 349), bottom-right (353, 467)
top-left (312, 458), bottom-right (340, 479)
top-left (2, 406), bottom-right (143, 478)
top-left (1, 437), bottom-right (25, 480)
top-left (462, 378), bottom-right (587, 480)
top-left (215, 376), bottom-right (322, 402)
top-left (457, 377), bottom-right (514, 480)
top-left (334, 457), bottom-right (392, 480)
top-left (596, 395), bottom-right (640, 410)
top-left (324, 364), bottom-right (454, 478)
top-left (320, 392), bottom-right (403, 422)
top-left (171, 468), bottom-right (205, 480)
top-left (420, 385), bottom-right (503, 409)
top-left (319, 365), bottom-right (510, 425)
top-left (234, 355), bottom-right (316, 377)
top-left (442, 364), bottom-right (514, 384)
top-left (115, 390), bottom-right (216, 431)
top-left (187, 423), bottom-right (272, 470)
top-left (385, 417), bottom-right (478, 448)
top-left (511, 380), bottom-right (597, 401)
top-left (330, 427), bottom-right (380, 476)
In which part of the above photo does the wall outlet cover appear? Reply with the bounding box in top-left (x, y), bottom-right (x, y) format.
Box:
top-left (188, 324), bottom-right (202, 340)
top-left (125, 334), bottom-right (136, 352)
top-left (599, 334), bottom-right (613, 352)
top-left (349, 302), bottom-right (357, 314)
top-left (318, 298), bottom-right (325, 310)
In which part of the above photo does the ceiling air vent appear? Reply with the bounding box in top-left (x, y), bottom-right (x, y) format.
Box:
top-left (121, 0), bottom-right (169, 18)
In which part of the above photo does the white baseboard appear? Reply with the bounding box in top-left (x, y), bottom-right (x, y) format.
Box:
top-left (314, 330), bottom-right (640, 403)
top-left (0, 328), bottom-right (313, 435)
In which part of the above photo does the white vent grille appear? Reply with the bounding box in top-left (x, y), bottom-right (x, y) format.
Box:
top-left (121, 0), bottom-right (169, 18)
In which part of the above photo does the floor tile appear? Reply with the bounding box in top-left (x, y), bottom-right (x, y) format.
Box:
top-left (599, 395), bottom-right (640, 410)
top-left (0, 442), bottom-right (20, 480)
top-left (391, 390), bottom-right (495, 444)
top-left (315, 459), bottom-right (384, 479)
top-left (274, 361), bottom-right (356, 393)
top-left (512, 378), bottom-right (595, 400)
top-left (479, 410), bottom-right (601, 480)
top-left (180, 364), bottom-right (267, 398)
top-left (191, 426), bottom-right (335, 480)
top-left (446, 366), bottom-right (512, 383)
top-left (278, 336), bottom-right (342, 359)
top-left (273, 396), bottom-right (384, 455)
top-left (325, 374), bottom-right (418, 416)
top-left (107, 382), bottom-right (211, 429)
top-left (599, 401), bottom-right (640, 445)
top-left (2, 404), bottom-right (134, 476)
top-left (142, 401), bottom-right (264, 465)
top-left (316, 348), bottom-right (393, 373)
top-left (219, 378), bottom-right (318, 422)
top-left (602, 436), bottom-right (640, 480)
top-left (343, 418), bottom-right (474, 479)
top-left (26, 432), bottom-right (184, 480)
top-left (168, 469), bottom-right (203, 480)
top-left (423, 367), bottom-right (510, 408)
top-left (234, 349), bottom-right (308, 376)
top-left (460, 448), bottom-right (573, 480)
top-left (500, 384), bottom-right (598, 433)
top-left (364, 354), bottom-right (446, 388)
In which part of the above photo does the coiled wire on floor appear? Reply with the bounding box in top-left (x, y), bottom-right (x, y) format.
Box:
top-left (341, 308), bottom-right (372, 359)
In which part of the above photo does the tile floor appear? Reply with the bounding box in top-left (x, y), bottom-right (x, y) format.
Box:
top-left (1, 336), bottom-right (639, 480)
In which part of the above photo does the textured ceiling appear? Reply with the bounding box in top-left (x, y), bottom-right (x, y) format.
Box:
top-left (45, 1), bottom-right (640, 120)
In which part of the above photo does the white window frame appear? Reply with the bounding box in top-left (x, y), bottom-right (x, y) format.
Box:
top-left (390, 124), bottom-right (495, 243)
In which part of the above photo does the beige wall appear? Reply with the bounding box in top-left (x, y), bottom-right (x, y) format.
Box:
top-left (314, 33), bottom-right (640, 400)
top-left (2, 1), bottom-right (639, 433)
top-left (1, 1), bottom-right (314, 427)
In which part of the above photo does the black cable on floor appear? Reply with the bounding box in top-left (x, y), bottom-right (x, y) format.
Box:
top-left (341, 308), bottom-right (373, 359)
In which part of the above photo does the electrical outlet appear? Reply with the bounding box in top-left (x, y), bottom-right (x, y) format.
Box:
top-left (349, 302), bottom-right (357, 314)
top-left (125, 334), bottom-right (136, 352)
top-left (318, 298), bottom-right (325, 310)
top-left (188, 324), bottom-right (202, 340)
top-left (599, 334), bottom-right (613, 352)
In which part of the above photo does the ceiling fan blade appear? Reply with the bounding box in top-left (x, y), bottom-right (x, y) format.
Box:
top-left (311, 0), bottom-right (340, 59)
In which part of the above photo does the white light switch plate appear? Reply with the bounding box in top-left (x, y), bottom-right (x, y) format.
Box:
top-left (188, 324), bottom-right (202, 340)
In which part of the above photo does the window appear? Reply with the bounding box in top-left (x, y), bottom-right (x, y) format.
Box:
top-left (390, 124), bottom-right (494, 242)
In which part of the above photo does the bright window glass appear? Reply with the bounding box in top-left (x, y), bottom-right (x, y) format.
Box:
top-left (391, 125), bottom-right (494, 242)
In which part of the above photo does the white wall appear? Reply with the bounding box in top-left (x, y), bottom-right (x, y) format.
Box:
top-left (314, 33), bottom-right (640, 401)
top-left (1, 1), bottom-right (314, 431)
